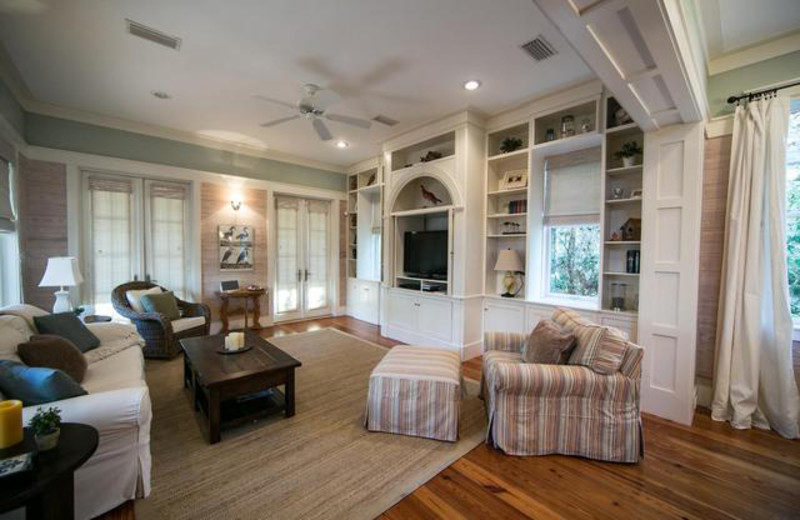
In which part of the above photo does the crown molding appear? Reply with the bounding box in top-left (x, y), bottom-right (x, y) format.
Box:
top-left (708, 30), bottom-right (800, 76)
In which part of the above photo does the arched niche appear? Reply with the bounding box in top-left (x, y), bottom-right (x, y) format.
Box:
top-left (391, 175), bottom-right (454, 213)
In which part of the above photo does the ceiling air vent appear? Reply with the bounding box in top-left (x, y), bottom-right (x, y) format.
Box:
top-left (372, 114), bottom-right (398, 127)
top-left (126, 19), bottom-right (182, 50)
top-left (521, 36), bottom-right (557, 62)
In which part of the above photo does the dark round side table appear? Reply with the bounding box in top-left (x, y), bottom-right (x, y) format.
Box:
top-left (0, 423), bottom-right (99, 520)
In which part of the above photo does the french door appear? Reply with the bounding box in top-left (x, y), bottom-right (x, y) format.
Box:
top-left (83, 172), bottom-right (189, 311)
top-left (274, 196), bottom-right (332, 321)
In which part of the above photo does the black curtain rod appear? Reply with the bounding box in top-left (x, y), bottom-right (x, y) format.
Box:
top-left (727, 79), bottom-right (800, 104)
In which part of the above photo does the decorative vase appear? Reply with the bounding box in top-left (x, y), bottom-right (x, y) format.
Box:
top-left (35, 428), bottom-right (60, 451)
top-left (622, 156), bottom-right (636, 168)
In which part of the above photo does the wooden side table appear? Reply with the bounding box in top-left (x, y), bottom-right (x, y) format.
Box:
top-left (216, 288), bottom-right (267, 334)
top-left (0, 423), bottom-right (99, 520)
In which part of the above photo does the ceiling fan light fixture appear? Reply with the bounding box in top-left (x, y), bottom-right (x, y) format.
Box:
top-left (463, 79), bottom-right (481, 91)
top-left (151, 90), bottom-right (171, 100)
top-left (335, 140), bottom-right (349, 149)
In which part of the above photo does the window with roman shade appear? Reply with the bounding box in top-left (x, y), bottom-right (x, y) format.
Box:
top-left (543, 150), bottom-right (602, 300)
top-left (88, 175), bottom-right (134, 304)
top-left (0, 158), bottom-right (14, 233)
top-left (148, 181), bottom-right (187, 297)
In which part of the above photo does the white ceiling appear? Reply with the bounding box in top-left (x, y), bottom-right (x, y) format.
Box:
top-left (0, 0), bottom-right (594, 168)
top-left (698, 0), bottom-right (800, 59)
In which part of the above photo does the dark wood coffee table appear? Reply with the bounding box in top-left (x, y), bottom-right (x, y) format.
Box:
top-left (180, 331), bottom-right (302, 444)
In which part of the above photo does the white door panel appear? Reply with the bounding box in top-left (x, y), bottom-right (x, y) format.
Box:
top-left (639, 122), bottom-right (703, 425)
top-left (418, 298), bottom-right (453, 342)
top-left (387, 291), bottom-right (417, 331)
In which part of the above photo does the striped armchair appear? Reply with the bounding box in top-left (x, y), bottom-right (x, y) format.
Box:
top-left (481, 310), bottom-right (644, 463)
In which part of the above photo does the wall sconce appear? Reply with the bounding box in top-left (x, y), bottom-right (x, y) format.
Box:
top-left (230, 195), bottom-right (242, 211)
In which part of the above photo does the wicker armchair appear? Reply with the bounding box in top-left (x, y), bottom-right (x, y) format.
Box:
top-left (111, 281), bottom-right (211, 359)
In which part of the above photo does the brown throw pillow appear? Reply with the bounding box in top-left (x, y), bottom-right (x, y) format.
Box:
top-left (17, 334), bottom-right (88, 383)
top-left (523, 320), bottom-right (577, 364)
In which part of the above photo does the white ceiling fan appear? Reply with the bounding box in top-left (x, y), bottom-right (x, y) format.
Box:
top-left (254, 84), bottom-right (372, 142)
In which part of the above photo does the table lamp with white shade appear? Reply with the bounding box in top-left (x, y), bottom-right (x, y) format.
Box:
top-left (494, 248), bottom-right (524, 298)
top-left (38, 257), bottom-right (84, 313)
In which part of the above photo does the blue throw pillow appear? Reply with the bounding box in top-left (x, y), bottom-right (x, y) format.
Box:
top-left (0, 360), bottom-right (87, 406)
top-left (34, 313), bottom-right (100, 353)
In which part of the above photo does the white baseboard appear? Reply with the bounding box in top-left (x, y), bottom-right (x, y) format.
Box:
top-left (462, 340), bottom-right (482, 361)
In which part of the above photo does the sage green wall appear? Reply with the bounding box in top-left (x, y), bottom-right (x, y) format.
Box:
top-left (707, 51), bottom-right (800, 118)
top-left (24, 113), bottom-right (346, 191)
top-left (0, 75), bottom-right (24, 137)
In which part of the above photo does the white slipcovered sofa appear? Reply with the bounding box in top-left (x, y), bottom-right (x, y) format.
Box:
top-left (0, 304), bottom-right (152, 520)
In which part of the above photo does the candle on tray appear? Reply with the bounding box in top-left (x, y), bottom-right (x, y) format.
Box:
top-left (0, 400), bottom-right (23, 449)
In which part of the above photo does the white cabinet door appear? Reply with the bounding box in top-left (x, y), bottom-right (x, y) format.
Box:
top-left (525, 306), bottom-right (552, 333)
top-left (639, 122), bottom-right (703, 425)
top-left (483, 300), bottom-right (526, 334)
top-left (360, 281), bottom-right (379, 324)
top-left (418, 298), bottom-right (453, 342)
top-left (387, 291), bottom-right (418, 331)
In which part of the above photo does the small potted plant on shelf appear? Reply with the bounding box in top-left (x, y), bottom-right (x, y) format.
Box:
top-left (29, 406), bottom-right (62, 451)
top-left (499, 136), bottom-right (523, 154)
top-left (615, 141), bottom-right (643, 167)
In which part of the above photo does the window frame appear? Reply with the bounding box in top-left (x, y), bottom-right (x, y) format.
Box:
top-left (787, 95), bottom-right (800, 337)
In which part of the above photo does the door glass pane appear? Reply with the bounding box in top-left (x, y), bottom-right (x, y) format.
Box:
top-left (91, 187), bottom-right (133, 304)
top-left (149, 183), bottom-right (186, 297)
top-left (276, 197), bottom-right (300, 314)
top-left (306, 200), bottom-right (330, 311)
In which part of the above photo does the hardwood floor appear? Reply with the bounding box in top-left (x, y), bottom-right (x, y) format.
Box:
top-left (100, 316), bottom-right (800, 520)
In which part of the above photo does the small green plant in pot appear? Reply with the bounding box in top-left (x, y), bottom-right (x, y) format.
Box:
top-left (29, 406), bottom-right (62, 451)
top-left (615, 141), bottom-right (643, 167)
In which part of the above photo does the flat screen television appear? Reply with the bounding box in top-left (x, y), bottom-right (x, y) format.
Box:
top-left (404, 230), bottom-right (448, 279)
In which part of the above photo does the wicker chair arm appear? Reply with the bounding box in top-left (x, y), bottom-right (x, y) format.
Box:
top-left (132, 312), bottom-right (174, 334)
top-left (177, 300), bottom-right (210, 319)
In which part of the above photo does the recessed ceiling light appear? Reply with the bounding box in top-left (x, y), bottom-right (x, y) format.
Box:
top-left (151, 90), bottom-right (171, 100)
top-left (463, 80), bottom-right (481, 91)
top-left (335, 140), bottom-right (349, 149)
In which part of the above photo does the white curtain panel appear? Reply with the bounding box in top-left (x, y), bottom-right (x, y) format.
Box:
top-left (712, 94), bottom-right (800, 439)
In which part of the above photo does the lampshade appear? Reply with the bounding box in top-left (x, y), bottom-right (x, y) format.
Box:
top-left (39, 257), bottom-right (84, 287)
top-left (494, 249), bottom-right (524, 272)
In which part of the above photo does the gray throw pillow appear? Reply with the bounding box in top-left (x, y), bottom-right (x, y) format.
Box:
top-left (17, 335), bottom-right (88, 383)
top-left (140, 291), bottom-right (181, 321)
top-left (0, 360), bottom-right (87, 406)
top-left (523, 319), bottom-right (577, 364)
top-left (34, 313), bottom-right (100, 353)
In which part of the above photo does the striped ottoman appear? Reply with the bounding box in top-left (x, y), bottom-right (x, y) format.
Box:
top-left (365, 345), bottom-right (462, 442)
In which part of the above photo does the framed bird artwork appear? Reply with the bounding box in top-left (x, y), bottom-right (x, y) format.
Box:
top-left (219, 224), bottom-right (255, 271)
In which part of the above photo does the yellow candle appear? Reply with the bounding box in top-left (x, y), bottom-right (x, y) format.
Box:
top-left (0, 400), bottom-right (23, 449)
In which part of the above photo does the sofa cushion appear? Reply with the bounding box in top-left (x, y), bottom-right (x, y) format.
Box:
top-left (82, 345), bottom-right (145, 394)
top-left (34, 313), bottom-right (100, 353)
top-left (125, 286), bottom-right (163, 313)
top-left (523, 319), bottom-right (576, 364)
top-left (552, 307), bottom-right (628, 374)
top-left (18, 335), bottom-right (88, 383)
top-left (171, 316), bottom-right (206, 333)
top-left (0, 360), bottom-right (87, 406)
top-left (591, 328), bottom-right (630, 375)
top-left (0, 315), bottom-right (30, 362)
top-left (141, 291), bottom-right (180, 321)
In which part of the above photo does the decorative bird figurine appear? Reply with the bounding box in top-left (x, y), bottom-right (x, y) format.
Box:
top-left (236, 247), bottom-right (250, 265)
top-left (420, 184), bottom-right (443, 205)
top-left (222, 226), bottom-right (236, 242)
top-left (236, 227), bottom-right (250, 241)
top-left (221, 247), bottom-right (234, 264)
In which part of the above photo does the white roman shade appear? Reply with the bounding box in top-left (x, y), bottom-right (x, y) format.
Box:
top-left (0, 159), bottom-right (14, 233)
top-left (544, 150), bottom-right (601, 225)
top-left (88, 175), bottom-right (134, 304)
top-left (148, 181), bottom-right (187, 296)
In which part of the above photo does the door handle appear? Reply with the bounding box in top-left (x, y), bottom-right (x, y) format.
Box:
top-left (297, 269), bottom-right (302, 282)
top-left (304, 269), bottom-right (310, 282)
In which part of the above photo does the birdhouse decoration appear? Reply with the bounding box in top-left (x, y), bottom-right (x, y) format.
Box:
top-left (620, 218), bottom-right (642, 241)
top-left (219, 225), bottom-right (255, 271)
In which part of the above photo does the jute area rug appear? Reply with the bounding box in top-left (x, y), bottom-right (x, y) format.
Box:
top-left (136, 328), bottom-right (486, 520)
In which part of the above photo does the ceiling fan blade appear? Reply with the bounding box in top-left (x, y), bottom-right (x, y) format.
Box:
top-left (260, 115), bottom-right (300, 128)
top-left (312, 118), bottom-right (333, 141)
top-left (252, 94), bottom-right (296, 110)
top-left (325, 113), bottom-right (372, 129)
